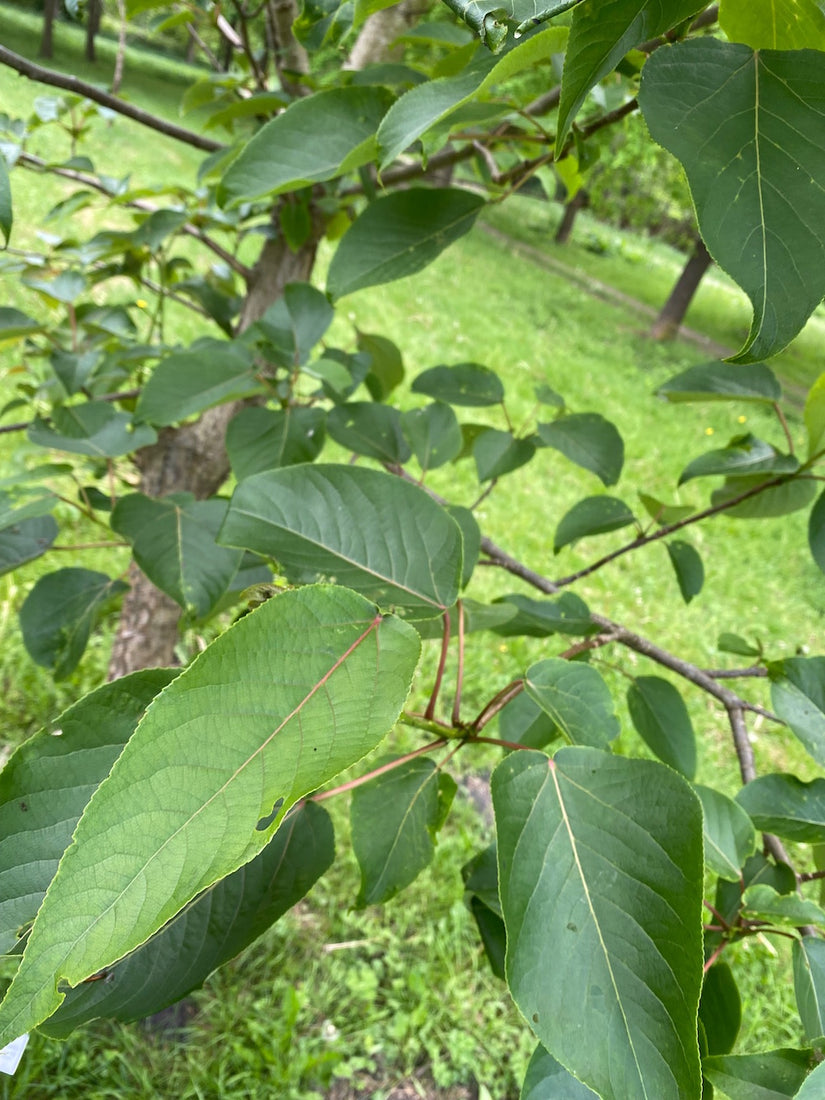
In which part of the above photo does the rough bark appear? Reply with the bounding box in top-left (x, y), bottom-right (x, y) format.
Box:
top-left (554, 189), bottom-right (589, 245)
top-left (268, 0), bottom-right (309, 95)
top-left (345, 0), bottom-right (423, 69)
top-left (40, 0), bottom-right (58, 59)
top-left (107, 232), bottom-right (320, 679)
top-left (650, 236), bottom-right (712, 341)
top-left (85, 0), bottom-right (102, 63)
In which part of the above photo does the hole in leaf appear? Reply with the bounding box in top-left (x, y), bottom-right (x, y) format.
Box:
top-left (256, 796), bottom-right (284, 832)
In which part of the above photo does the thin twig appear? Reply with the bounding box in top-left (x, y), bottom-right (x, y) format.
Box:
top-left (773, 401), bottom-right (795, 454)
top-left (0, 45), bottom-right (222, 153)
top-left (552, 475), bottom-right (789, 589)
top-left (703, 667), bottom-right (767, 679)
top-left (17, 152), bottom-right (250, 277)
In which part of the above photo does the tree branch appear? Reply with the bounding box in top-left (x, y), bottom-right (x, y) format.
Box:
top-left (16, 151), bottom-right (250, 277)
top-left (0, 45), bottom-right (222, 153)
top-left (552, 474), bottom-right (790, 589)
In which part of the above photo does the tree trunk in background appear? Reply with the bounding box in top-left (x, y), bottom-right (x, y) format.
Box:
top-left (85, 0), bottom-right (102, 62)
top-left (554, 189), bottom-right (588, 245)
top-left (345, 0), bottom-right (422, 69)
top-left (108, 0), bottom-right (423, 679)
top-left (107, 233), bottom-right (321, 679)
top-left (40, 0), bottom-right (58, 59)
top-left (111, 0), bottom-right (127, 93)
top-left (650, 236), bottom-right (712, 340)
top-left (268, 0), bottom-right (309, 94)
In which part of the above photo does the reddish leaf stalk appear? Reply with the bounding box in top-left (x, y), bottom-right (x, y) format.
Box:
top-left (451, 600), bottom-right (465, 727)
top-left (425, 610), bottom-right (451, 721)
top-left (310, 739), bottom-right (447, 802)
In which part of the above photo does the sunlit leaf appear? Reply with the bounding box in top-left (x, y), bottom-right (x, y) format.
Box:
top-left (0, 586), bottom-right (420, 1044)
top-left (220, 87), bottom-right (393, 205)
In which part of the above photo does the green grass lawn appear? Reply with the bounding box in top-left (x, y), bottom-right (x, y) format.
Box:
top-left (1, 19), bottom-right (824, 1097)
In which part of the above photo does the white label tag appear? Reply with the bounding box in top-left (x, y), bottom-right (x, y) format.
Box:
top-left (0, 1034), bottom-right (29, 1075)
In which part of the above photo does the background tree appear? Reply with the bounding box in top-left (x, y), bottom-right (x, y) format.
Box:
top-left (2, 1), bottom-right (825, 1097)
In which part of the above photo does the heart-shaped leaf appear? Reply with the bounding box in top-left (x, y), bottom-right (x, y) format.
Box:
top-left (219, 464), bottom-right (462, 614)
top-left (641, 40), bottom-right (825, 362)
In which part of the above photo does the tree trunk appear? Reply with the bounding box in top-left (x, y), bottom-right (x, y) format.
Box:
top-left (111, 0), bottom-right (127, 94)
top-left (650, 236), bottom-right (712, 341)
top-left (554, 188), bottom-right (588, 245)
top-left (267, 0), bottom-right (309, 95)
top-left (107, 232), bottom-right (321, 679)
top-left (85, 0), bottom-right (102, 63)
top-left (40, 0), bottom-right (58, 59)
top-left (345, 0), bottom-right (422, 69)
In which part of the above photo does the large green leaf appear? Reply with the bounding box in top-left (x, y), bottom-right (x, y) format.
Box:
top-left (640, 40), bottom-right (825, 362)
top-left (252, 283), bottom-right (334, 370)
top-left (0, 585), bottom-right (420, 1044)
top-left (657, 362), bottom-right (782, 404)
top-left (626, 676), bottom-right (696, 779)
top-left (769, 657), bottom-right (825, 767)
top-left (804, 373), bottom-right (825, 458)
top-left (350, 757), bottom-right (456, 907)
top-left (538, 413), bottom-right (624, 487)
top-left (524, 658), bottom-right (619, 749)
top-left (377, 26), bottom-right (566, 169)
top-left (702, 1049), bottom-right (812, 1100)
top-left (499, 692), bottom-right (558, 751)
top-left (557, 0), bottom-right (705, 150)
top-left (0, 670), bottom-right (177, 957)
top-left (737, 773), bottom-right (825, 844)
top-left (326, 188), bottom-right (485, 300)
top-left (678, 435), bottom-right (798, 485)
top-left (694, 784), bottom-right (757, 883)
top-left (666, 540), bottom-right (704, 605)
top-left (0, 515), bottom-right (58, 576)
top-left (111, 493), bottom-right (242, 618)
top-left (40, 801), bottom-right (334, 1035)
top-left (473, 429), bottom-right (535, 481)
top-left (521, 1044), bottom-right (598, 1099)
top-left (27, 403), bottom-right (157, 458)
top-left (0, 153), bottom-right (11, 248)
top-left (808, 488), bottom-right (825, 577)
top-left (0, 307), bottom-right (42, 340)
top-left (796, 1060), bottom-right (825, 1098)
top-left (493, 748), bottom-right (703, 1100)
top-left (219, 464), bottom-right (463, 614)
top-left (326, 402), bottom-right (412, 464)
top-left (699, 962), bottom-right (741, 1057)
top-left (19, 569), bottom-right (128, 680)
top-left (554, 495), bottom-right (636, 553)
top-left (226, 406), bottom-right (326, 481)
top-left (401, 402), bottom-right (462, 470)
top-left (136, 340), bottom-right (262, 427)
top-left (491, 592), bottom-right (594, 638)
top-left (219, 87), bottom-right (393, 205)
top-left (743, 884), bottom-right (825, 927)
top-left (710, 473), bottom-right (815, 519)
top-left (794, 937), bottom-right (825, 1046)
top-left (411, 362), bottom-right (504, 407)
top-left (719, 0), bottom-right (825, 50)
